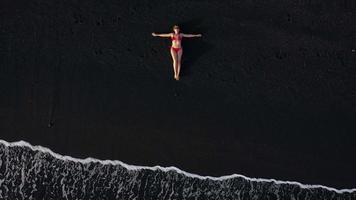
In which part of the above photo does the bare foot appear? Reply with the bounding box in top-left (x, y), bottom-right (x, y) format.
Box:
top-left (176, 76), bottom-right (180, 81)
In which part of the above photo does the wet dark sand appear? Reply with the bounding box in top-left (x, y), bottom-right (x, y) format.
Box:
top-left (0, 0), bottom-right (356, 189)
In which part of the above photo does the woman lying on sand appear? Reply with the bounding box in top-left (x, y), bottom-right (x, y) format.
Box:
top-left (152, 25), bottom-right (202, 80)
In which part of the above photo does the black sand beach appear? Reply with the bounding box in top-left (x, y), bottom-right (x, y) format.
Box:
top-left (1, 0), bottom-right (355, 189)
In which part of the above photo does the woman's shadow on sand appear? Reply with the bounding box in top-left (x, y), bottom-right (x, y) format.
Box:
top-left (178, 19), bottom-right (214, 77)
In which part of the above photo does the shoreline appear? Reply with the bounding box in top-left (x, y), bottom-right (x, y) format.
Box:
top-left (1, 139), bottom-right (355, 192)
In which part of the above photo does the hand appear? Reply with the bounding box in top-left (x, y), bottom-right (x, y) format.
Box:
top-left (152, 32), bottom-right (157, 36)
top-left (197, 34), bottom-right (202, 37)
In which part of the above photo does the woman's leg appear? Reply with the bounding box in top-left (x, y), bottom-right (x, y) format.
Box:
top-left (170, 48), bottom-right (178, 79)
top-left (176, 48), bottom-right (183, 80)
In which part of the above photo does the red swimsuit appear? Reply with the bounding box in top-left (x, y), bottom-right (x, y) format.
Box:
top-left (171, 34), bottom-right (182, 53)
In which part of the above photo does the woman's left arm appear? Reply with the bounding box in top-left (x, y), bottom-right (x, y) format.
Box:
top-left (181, 33), bottom-right (202, 38)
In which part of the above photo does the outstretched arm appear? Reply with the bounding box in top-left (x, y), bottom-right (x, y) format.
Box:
top-left (181, 33), bottom-right (202, 38)
top-left (152, 32), bottom-right (172, 37)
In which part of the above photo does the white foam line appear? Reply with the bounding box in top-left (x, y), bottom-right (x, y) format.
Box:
top-left (0, 139), bottom-right (355, 194)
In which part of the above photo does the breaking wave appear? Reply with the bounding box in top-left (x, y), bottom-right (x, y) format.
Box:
top-left (0, 139), bottom-right (355, 199)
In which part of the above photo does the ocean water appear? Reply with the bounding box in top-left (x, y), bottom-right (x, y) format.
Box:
top-left (0, 140), bottom-right (355, 200)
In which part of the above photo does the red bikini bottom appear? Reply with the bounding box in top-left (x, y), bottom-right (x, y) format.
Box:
top-left (171, 46), bottom-right (182, 53)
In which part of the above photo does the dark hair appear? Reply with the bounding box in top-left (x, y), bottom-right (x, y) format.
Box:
top-left (173, 25), bottom-right (180, 30)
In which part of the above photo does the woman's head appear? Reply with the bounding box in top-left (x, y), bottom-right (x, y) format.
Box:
top-left (173, 25), bottom-right (180, 33)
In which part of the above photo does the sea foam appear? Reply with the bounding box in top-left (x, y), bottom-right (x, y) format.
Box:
top-left (0, 139), bottom-right (355, 199)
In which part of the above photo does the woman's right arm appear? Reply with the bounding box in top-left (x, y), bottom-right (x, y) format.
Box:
top-left (152, 33), bottom-right (172, 37)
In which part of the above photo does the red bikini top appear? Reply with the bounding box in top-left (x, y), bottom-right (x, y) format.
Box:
top-left (171, 34), bottom-right (182, 41)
